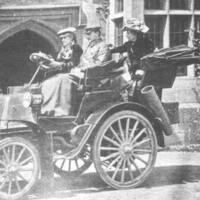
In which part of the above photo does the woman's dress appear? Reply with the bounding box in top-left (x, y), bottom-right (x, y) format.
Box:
top-left (41, 44), bottom-right (83, 116)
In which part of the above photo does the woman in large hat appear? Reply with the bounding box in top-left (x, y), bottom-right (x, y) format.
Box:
top-left (110, 18), bottom-right (154, 74)
top-left (46, 27), bottom-right (83, 76)
top-left (41, 27), bottom-right (83, 116)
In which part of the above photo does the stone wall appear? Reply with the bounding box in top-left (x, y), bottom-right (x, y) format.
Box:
top-left (0, 3), bottom-right (81, 47)
top-left (163, 77), bottom-right (200, 145)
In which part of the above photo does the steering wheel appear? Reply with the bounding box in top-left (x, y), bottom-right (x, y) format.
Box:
top-left (28, 52), bottom-right (54, 86)
top-left (29, 52), bottom-right (52, 65)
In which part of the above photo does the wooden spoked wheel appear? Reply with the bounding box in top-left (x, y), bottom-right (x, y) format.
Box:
top-left (93, 110), bottom-right (157, 189)
top-left (53, 136), bottom-right (92, 178)
top-left (0, 137), bottom-right (40, 200)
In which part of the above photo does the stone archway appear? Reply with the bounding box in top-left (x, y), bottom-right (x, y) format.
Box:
top-left (0, 20), bottom-right (61, 92)
top-left (0, 20), bottom-right (61, 52)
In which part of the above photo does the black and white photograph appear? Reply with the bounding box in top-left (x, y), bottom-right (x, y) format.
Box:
top-left (0, 0), bottom-right (200, 199)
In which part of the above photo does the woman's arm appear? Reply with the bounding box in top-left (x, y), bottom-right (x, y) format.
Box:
top-left (144, 37), bottom-right (154, 54)
top-left (110, 42), bottom-right (127, 54)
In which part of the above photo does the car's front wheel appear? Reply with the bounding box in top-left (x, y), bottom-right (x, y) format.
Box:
top-left (0, 137), bottom-right (40, 200)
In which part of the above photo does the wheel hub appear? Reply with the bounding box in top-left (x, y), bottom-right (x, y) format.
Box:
top-left (7, 163), bottom-right (18, 173)
top-left (123, 145), bottom-right (132, 153)
top-left (120, 143), bottom-right (132, 156)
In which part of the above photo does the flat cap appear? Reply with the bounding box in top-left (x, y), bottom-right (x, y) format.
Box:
top-left (85, 26), bottom-right (101, 34)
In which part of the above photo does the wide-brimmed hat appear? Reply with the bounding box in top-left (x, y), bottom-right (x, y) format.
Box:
top-left (122, 18), bottom-right (149, 33)
top-left (57, 27), bottom-right (76, 38)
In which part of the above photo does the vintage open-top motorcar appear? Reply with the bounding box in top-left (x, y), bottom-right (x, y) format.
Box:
top-left (0, 44), bottom-right (198, 199)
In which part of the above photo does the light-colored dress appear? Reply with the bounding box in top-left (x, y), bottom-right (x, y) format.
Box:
top-left (41, 44), bottom-right (82, 116)
top-left (80, 38), bottom-right (110, 68)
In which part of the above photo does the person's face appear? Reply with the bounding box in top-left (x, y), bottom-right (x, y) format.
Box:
top-left (126, 30), bottom-right (137, 42)
top-left (85, 30), bottom-right (99, 41)
top-left (85, 31), bottom-right (91, 41)
top-left (61, 33), bottom-right (73, 47)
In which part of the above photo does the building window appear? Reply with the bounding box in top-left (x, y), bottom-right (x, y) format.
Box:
top-left (115, 18), bottom-right (123, 46)
top-left (170, 0), bottom-right (190, 10)
top-left (170, 16), bottom-right (190, 76)
top-left (195, 16), bottom-right (200, 38)
top-left (115, 0), bottom-right (123, 13)
top-left (144, 0), bottom-right (165, 10)
top-left (170, 16), bottom-right (190, 47)
top-left (195, 0), bottom-right (200, 10)
top-left (176, 66), bottom-right (187, 76)
top-left (145, 16), bottom-right (165, 48)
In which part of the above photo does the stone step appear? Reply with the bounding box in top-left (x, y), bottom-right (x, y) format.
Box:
top-left (162, 88), bottom-right (199, 103)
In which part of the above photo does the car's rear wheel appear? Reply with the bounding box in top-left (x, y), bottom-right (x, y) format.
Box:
top-left (53, 136), bottom-right (92, 178)
top-left (93, 110), bottom-right (157, 189)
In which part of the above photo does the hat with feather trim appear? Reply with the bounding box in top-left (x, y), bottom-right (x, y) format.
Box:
top-left (122, 18), bottom-right (149, 33)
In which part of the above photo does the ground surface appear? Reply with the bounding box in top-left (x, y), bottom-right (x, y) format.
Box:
top-left (29, 151), bottom-right (200, 200)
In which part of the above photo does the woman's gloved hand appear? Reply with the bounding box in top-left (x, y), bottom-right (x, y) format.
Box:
top-left (108, 43), bottom-right (114, 49)
top-left (49, 60), bottom-right (63, 69)
top-left (41, 60), bottom-right (64, 73)
top-left (70, 67), bottom-right (84, 78)
top-left (71, 67), bottom-right (81, 74)
top-left (134, 69), bottom-right (144, 80)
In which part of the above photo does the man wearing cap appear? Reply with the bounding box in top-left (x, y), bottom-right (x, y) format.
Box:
top-left (83, 26), bottom-right (110, 67)
top-left (71, 25), bottom-right (110, 74)
top-left (110, 18), bottom-right (154, 74)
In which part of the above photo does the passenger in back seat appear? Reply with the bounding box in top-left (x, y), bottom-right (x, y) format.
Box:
top-left (110, 18), bottom-right (154, 75)
top-left (109, 18), bottom-right (154, 100)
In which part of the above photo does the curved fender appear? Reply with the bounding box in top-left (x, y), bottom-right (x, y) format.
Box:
top-left (86, 102), bottom-right (155, 125)
top-left (86, 102), bottom-right (165, 147)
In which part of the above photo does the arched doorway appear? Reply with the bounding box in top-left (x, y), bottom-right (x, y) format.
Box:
top-left (0, 21), bottom-right (60, 93)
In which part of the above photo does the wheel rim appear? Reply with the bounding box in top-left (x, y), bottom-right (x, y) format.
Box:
top-left (53, 137), bottom-right (92, 177)
top-left (0, 139), bottom-right (39, 199)
top-left (95, 112), bottom-right (157, 189)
